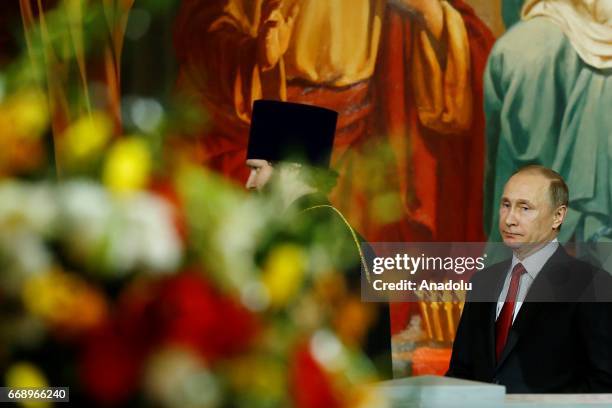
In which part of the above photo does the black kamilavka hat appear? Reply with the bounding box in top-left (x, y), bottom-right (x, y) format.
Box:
top-left (247, 100), bottom-right (338, 168)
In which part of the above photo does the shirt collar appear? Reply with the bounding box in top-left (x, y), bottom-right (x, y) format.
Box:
top-left (510, 238), bottom-right (559, 279)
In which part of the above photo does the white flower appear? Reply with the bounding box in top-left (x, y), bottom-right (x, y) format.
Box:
top-left (0, 230), bottom-right (53, 296)
top-left (0, 182), bottom-right (57, 235)
top-left (58, 180), bottom-right (113, 265)
top-left (143, 347), bottom-right (221, 408)
top-left (23, 183), bottom-right (58, 236)
top-left (0, 181), bottom-right (27, 228)
top-left (310, 329), bottom-right (347, 371)
top-left (107, 192), bottom-right (182, 273)
top-left (213, 197), bottom-right (272, 289)
top-left (58, 181), bottom-right (182, 275)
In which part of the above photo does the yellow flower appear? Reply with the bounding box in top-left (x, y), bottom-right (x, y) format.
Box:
top-left (22, 268), bottom-right (108, 333)
top-left (4, 362), bottom-right (50, 408)
top-left (61, 111), bottom-right (112, 164)
top-left (262, 244), bottom-right (306, 308)
top-left (348, 385), bottom-right (390, 408)
top-left (102, 137), bottom-right (151, 193)
top-left (0, 88), bottom-right (48, 174)
top-left (0, 88), bottom-right (49, 140)
top-left (225, 355), bottom-right (285, 399)
top-left (333, 296), bottom-right (375, 347)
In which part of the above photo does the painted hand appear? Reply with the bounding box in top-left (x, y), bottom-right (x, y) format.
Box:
top-left (389, 0), bottom-right (444, 39)
top-left (257, 0), bottom-right (300, 71)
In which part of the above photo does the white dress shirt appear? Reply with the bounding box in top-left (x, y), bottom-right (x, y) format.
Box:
top-left (495, 239), bottom-right (559, 322)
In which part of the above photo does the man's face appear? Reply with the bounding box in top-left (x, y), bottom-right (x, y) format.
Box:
top-left (245, 159), bottom-right (274, 191)
top-left (498, 172), bottom-right (564, 250)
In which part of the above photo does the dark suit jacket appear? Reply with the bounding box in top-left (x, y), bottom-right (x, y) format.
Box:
top-left (446, 246), bottom-right (612, 393)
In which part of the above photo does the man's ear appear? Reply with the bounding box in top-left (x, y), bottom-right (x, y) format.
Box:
top-left (552, 205), bottom-right (567, 230)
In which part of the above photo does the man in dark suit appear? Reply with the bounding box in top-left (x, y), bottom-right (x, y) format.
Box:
top-left (447, 165), bottom-right (612, 392)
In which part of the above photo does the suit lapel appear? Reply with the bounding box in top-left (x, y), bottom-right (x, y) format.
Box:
top-left (495, 300), bottom-right (551, 369)
top-left (484, 302), bottom-right (498, 372)
top-left (494, 247), bottom-right (569, 371)
top-left (481, 260), bottom-right (511, 371)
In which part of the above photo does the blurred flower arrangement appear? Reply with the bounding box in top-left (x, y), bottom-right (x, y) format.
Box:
top-left (0, 1), bottom-right (388, 407)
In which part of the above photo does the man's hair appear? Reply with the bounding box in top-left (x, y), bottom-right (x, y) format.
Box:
top-left (513, 165), bottom-right (569, 208)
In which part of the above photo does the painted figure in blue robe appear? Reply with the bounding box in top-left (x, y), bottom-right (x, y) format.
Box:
top-left (484, 0), bottom-right (612, 250)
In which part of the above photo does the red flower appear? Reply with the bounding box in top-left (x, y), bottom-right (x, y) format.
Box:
top-left (79, 279), bottom-right (160, 404)
top-left (153, 271), bottom-right (258, 362)
top-left (79, 271), bottom-right (258, 404)
top-left (79, 322), bottom-right (146, 405)
top-left (115, 278), bottom-right (162, 348)
top-left (289, 342), bottom-right (342, 408)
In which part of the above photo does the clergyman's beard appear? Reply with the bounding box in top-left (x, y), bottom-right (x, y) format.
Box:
top-left (253, 172), bottom-right (280, 196)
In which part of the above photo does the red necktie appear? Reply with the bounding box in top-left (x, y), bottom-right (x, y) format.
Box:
top-left (495, 263), bottom-right (527, 361)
